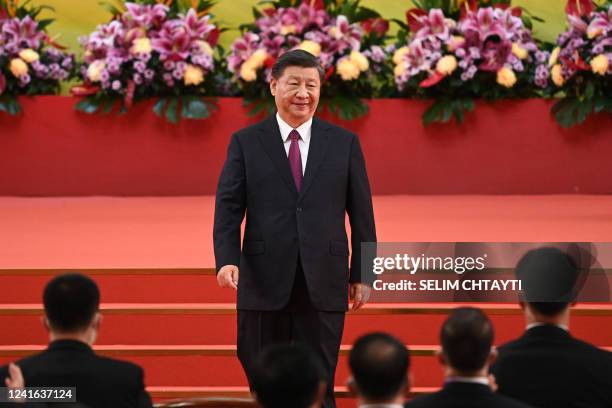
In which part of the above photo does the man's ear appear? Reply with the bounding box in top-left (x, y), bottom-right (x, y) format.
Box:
top-left (270, 78), bottom-right (277, 96)
top-left (346, 376), bottom-right (358, 396)
top-left (488, 346), bottom-right (498, 366)
top-left (404, 372), bottom-right (413, 397)
top-left (436, 349), bottom-right (446, 367)
top-left (92, 312), bottom-right (102, 331)
top-left (42, 316), bottom-right (51, 333)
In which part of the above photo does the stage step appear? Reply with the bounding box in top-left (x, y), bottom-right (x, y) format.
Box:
top-left (1, 304), bottom-right (611, 346)
top-left (0, 345), bottom-right (444, 387)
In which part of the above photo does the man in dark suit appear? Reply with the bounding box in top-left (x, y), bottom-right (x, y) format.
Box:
top-left (213, 49), bottom-right (377, 408)
top-left (491, 247), bottom-right (612, 408)
top-left (251, 343), bottom-right (326, 408)
top-left (406, 307), bottom-right (532, 408)
top-left (348, 333), bottom-right (411, 408)
top-left (0, 273), bottom-right (152, 408)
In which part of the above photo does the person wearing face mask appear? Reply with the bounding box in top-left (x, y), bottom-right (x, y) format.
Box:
top-left (214, 49), bottom-right (377, 408)
top-left (0, 273), bottom-right (152, 408)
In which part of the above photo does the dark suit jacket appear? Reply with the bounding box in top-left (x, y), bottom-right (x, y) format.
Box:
top-left (0, 340), bottom-right (152, 408)
top-left (405, 382), bottom-right (533, 408)
top-left (214, 115), bottom-right (376, 311)
top-left (491, 324), bottom-right (612, 408)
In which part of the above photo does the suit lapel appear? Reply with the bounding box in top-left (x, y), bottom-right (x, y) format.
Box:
top-left (257, 116), bottom-right (298, 198)
top-left (299, 117), bottom-right (331, 202)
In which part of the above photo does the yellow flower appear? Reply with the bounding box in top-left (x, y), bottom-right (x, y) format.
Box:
top-left (9, 58), bottom-right (28, 77)
top-left (512, 43), bottom-right (528, 60)
top-left (336, 58), bottom-right (360, 81)
top-left (87, 60), bottom-right (106, 82)
top-left (349, 50), bottom-right (369, 72)
top-left (549, 47), bottom-right (561, 67)
top-left (590, 54), bottom-right (609, 76)
top-left (393, 62), bottom-right (407, 77)
top-left (280, 25), bottom-right (296, 35)
top-left (196, 40), bottom-right (214, 56)
top-left (551, 64), bottom-right (564, 87)
top-left (240, 62), bottom-right (258, 82)
top-left (436, 55), bottom-right (458, 76)
top-left (329, 26), bottom-right (340, 39)
top-left (298, 40), bottom-right (321, 57)
top-left (184, 64), bottom-right (204, 86)
top-left (587, 27), bottom-right (604, 39)
top-left (496, 67), bottom-right (517, 88)
top-left (131, 38), bottom-right (152, 55)
top-left (18, 49), bottom-right (39, 63)
top-left (392, 46), bottom-right (409, 65)
top-left (249, 49), bottom-right (268, 67)
top-left (447, 36), bottom-right (465, 52)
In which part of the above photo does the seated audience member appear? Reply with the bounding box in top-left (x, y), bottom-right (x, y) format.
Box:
top-left (251, 343), bottom-right (326, 408)
top-left (0, 273), bottom-right (152, 408)
top-left (348, 332), bottom-right (410, 408)
top-left (492, 247), bottom-right (612, 408)
top-left (406, 307), bottom-right (532, 408)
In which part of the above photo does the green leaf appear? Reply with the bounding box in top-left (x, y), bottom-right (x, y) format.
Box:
top-left (5, 97), bottom-right (21, 115)
top-left (152, 98), bottom-right (167, 117)
top-left (181, 96), bottom-right (210, 119)
top-left (165, 97), bottom-right (179, 124)
top-left (101, 97), bottom-right (115, 114)
top-left (584, 81), bottom-right (595, 101)
top-left (75, 97), bottom-right (102, 114)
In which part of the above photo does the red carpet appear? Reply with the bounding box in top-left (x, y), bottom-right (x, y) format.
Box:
top-left (1, 195), bottom-right (611, 406)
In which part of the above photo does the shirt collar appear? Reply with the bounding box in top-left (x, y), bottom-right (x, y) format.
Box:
top-left (276, 112), bottom-right (312, 143)
top-left (526, 322), bottom-right (569, 332)
top-left (445, 376), bottom-right (490, 386)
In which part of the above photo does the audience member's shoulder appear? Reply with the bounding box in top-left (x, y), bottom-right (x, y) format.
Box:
top-left (95, 355), bottom-right (145, 381)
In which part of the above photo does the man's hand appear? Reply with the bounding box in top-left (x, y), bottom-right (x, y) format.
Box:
top-left (217, 265), bottom-right (239, 290)
top-left (349, 283), bottom-right (371, 311)
top-left (5, 363), bottom-right (24, 389)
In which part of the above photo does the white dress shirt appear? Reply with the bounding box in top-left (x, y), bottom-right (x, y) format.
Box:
top-left (526, 322), bottom-right (569, 331)
top-left (276, 112), bottom-right (312, 176)
top-left (445, 376), bottom-right (490, 386)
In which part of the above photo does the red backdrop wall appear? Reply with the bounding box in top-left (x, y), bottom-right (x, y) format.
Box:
top-left (1, 97), bottom-right (611, 196)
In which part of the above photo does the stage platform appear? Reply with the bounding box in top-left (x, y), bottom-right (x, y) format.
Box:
top-left (2, 194), bottom-right (612, 407)
top-left (2, 194), bottom-right (612, 269)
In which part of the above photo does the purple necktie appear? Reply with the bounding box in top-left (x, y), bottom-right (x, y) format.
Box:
top-left (288, 129), bottom-right (303, 192)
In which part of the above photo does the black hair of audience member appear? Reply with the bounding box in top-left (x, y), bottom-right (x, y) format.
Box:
top-left (516, 247), bottom-right (579, 317)
top-left (251, 342), bottom-right (326, 408)
top-left (348, 332), bottom-right (410, 401)
top-left (43, 273), bottom-right (100, 333)
top-left (440, 307), bottom-right (494, 373)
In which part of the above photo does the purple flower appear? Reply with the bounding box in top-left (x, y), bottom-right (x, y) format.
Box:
top-left (124, 3), bottom-right (168, 28)
top-left (153, 21), bottom-right (191, 62)
top-left (2, 16), bottom-right (45, 51)
top-left (144, 69), bottom-right (154, 80)
top-left (179, 9), bottom-right (215, 41)
top-left (416, 9), bottom-right (453, 41)
top-left (112, 80), bottom-right (122, 90)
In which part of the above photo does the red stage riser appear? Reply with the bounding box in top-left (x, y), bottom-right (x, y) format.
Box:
top-left (1, 97), bottom-right (611, 196)
top-left (0, 354), bottom-right (444, 388)
top-left (0, 274), bottom-right (232, 304)
top-left (1, 313), bottom-right (610, 346)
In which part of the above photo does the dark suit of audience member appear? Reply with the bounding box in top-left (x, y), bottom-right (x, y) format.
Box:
top-left (0, 339), bottom-right (150, 408)
top-left (492, 247), bottom-right (612, 408)
top-left (0, 273), bottom-right (152, 408)
top-left (406, 307), bottom-right (532, 408)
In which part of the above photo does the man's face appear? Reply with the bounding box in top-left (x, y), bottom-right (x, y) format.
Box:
top-left (270, 66), bottom-right (321, 126)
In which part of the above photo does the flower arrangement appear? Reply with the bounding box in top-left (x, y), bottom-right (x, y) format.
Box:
top-left (228, 0), bottom-right (393, 120)
top-left (392, 0), bottom-right (550, 125)
top-left (549, 0), bottom-right (611, 127)
top-left (75, 0), bottom-right (224, 123)
top-left (0, 0), bottom-right (77, 115)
